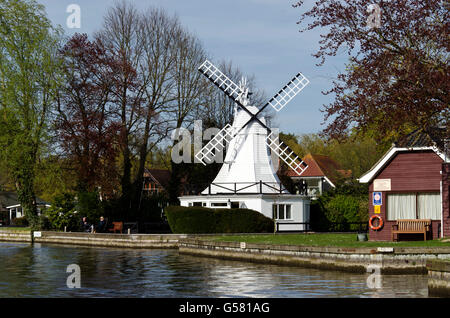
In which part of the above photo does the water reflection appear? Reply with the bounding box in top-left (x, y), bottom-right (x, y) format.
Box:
top-left (0, 242), bottom-right (428, 298)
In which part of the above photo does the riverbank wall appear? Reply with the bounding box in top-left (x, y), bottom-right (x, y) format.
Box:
top-left (0, 229), bottom-right (188, 248)
top-left (33, 231), bottom-right (187, 248)
top-left (427, 259), bottom-right (450, 297)
top-left (0, 229), bottom-right (32, 243)
top-left (178, 238), bottom-right (450, 274)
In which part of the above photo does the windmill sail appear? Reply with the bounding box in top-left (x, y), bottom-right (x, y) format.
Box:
top-left (198, 60), bottom-right (243, 103)
top-left (266, 131), bottom-right (308, 176)
top-left (195, 124), bottom-right (236, 165)
top-left (196, 59), bottom-right (309, 178)
top-left (266, 72), bottom-right (309, 112)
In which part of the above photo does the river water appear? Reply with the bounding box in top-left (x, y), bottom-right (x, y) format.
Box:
top-left (0, 242), bottom-right (429, 298)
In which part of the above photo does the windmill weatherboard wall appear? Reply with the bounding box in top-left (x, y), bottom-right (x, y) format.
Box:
top-left (179, 60), bottom-right (311, 231)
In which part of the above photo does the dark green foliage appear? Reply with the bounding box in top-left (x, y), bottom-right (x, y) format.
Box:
top-left (138, 193), bottom-right (169, 222)
top-left (37, 214), bottom-right (51, 230)
top-left (52, 192), bottom-right (76, 211)
top-left (164, 206), bottom-right (274, 234)
top-left (11, 217), bottom-right (29, 227)
top-left (45, 206), bottom-right (79, 232)
top-left (310, 181), bottom-right (369, 232)
top-left (43, 192), bottom-right (79, 231)
top-left (101, 192), bottom-right (169, 224)
top-left (76, 191), bottom-right (103, 223)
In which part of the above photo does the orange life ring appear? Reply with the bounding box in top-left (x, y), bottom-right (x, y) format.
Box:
top-left (369, 215), bottom-right (383, 231)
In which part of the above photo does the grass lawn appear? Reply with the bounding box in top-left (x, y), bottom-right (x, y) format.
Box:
top-left (207, 233), bottom-right (450, 248)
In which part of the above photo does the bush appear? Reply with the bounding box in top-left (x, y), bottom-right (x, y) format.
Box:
top-left (311, 194), bottom-right (368, 232)
top-left (37, 214), bottom-right (51, 230)
top-left (325, 194), bottom-right (360, 231)
top-left (164, 206), bottom-right (274, 234)
top-left (76, 191), bottom-right (103, 223)
top-left (45, 206), bottom-right (80, 232)
top-left (11, 216), bottom-right (29, 227)
top-left (309, 199), bottom-right (329, 232)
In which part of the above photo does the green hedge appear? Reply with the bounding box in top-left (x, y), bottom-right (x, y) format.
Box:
top-left (164, 206), bottom-right (274, 234)
top-left (310, 194), bottom-right (368, 232)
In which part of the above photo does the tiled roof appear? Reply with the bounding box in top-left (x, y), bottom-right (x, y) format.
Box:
top-left (285, 153), bottom-right (351, 184)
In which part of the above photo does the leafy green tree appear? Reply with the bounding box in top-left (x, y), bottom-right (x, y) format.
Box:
top-left (281, 131), bottom-right (389, 179)
top-left (76, 191), bottom-right (104, 224)
top-left (0, 0), bottom-right (63, 228)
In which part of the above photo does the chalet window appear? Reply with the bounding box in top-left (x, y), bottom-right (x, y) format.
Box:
top-left (193, 202), bottom-right (203, 207)
top-left (387, 193), bottom-right (440, 220)
top-left (272, 204), bottom-right (292, 220)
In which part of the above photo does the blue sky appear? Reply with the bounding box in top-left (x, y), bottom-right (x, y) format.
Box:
top-left (37, 0), bottom-right (349, 136)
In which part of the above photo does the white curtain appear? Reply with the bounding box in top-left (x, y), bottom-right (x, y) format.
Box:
top-left (387, 194), bottom-right (416, 220)
top-left (418, 193), bottom-right (441, 220)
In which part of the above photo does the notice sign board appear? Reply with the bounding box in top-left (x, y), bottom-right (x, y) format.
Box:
top-left (373, 179), bottom-right (391, 191)
top-left (374, 205), bottom-right (381, 214)
top-left (373, 192), bottom-right (382, 205)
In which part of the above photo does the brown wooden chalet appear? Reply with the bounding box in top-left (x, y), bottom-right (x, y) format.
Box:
top-left (285, 153), bottom-right (352, 198)
top-left (142, 168), bottom-right (171, 195)
top-left (359, 128), bottom-right (449, 241)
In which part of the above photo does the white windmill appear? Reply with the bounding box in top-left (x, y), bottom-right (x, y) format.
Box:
top-left (179, 60), bottom-right (311, 232)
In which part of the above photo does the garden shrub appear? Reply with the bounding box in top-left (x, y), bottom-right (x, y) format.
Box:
top-left (311, 194), bottom-right (368, 232)
top-left (37, 214), bottom-right (51, 230)
top-left (164, 206), bottom-right (274, 234)
top-left (45, 206), bottom-right (80, 232)
top-left (309, 199), bottom-right (330, 232)
top-left (11, 216), bottom-right (29, 227)
top-left (325, 194), bottom-right (360, 231)
top-left (308, 180), bottom-right (369, 232)
top-left (76, 191), bottom-right (103, 223)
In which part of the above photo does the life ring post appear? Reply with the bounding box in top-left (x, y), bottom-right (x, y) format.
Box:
top-left (369, 215), bottom-right (384, 231)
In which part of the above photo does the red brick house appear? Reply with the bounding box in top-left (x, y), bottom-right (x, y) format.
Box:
top-left (359, 129), bottom-right (449, 241)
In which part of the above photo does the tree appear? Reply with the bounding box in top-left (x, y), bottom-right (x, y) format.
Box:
top-left (0, 0), bottom-right (63, 228)
top-left (56, 33), bottom-right (121, 196)
top-left (280, 131), bottom-right (389, 179)
top-left (96, 1), bottom-right (146, 212)
top-left (97, 1), bottom-right (210, 211)
top-left (294, 0), bottom-right (449, 142)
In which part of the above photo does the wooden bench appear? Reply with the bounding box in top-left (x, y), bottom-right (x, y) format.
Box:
top-left (109, 222), bottom-right (123, 234)
top-left (391, 219), bottom-right (431, 241)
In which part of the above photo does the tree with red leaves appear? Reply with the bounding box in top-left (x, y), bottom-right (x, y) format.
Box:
top-left (56, 33), bottom-right (121, 197)
top-left (293, 0), bottom-right (449, 142)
